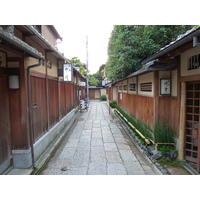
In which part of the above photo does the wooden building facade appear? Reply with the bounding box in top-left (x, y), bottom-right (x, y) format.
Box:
top-left (106, 27), bottom-right (200, 172)
top-left (0, 25), bottom-right (86, 174)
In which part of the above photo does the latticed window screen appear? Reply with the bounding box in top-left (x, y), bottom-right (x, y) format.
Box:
top-left (129, 83), bottom-right (136, 91)
top-left (123, 85), bottom-right (127, 91)
top-left (140, 82), bottom-right (152, 92)
top-left (188, 54), bottom-right (200, 70)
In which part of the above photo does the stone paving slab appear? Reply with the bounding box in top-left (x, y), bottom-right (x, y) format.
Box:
top-left (87, 162), bottom-right (107, 175)
top-left (40, 101), bottom-right (161, 175)
top-left (107, 163), bottom-right (127, 175)
top-left (106, 151), bottom-right (123, 163)
top-left (104, 143), bottom-right (118, 151)
top-left (91, 138), bottom-right (103, 147)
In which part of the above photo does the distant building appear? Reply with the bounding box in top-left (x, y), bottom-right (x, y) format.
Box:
top-left (89, 65), bottom-right (106, 100)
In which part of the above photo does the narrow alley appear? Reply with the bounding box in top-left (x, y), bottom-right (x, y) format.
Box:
top-left (40, 101), bottom-right (161, 175)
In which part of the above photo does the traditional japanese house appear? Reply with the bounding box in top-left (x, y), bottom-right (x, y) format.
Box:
top-left (0, 25), bottom-right (86, 174)
top-left (106, 26), bottom-right (200, 172)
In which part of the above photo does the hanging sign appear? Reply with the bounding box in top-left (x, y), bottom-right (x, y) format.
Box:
top-left (63, 63), bottom-right (72, 81)
top-left (160, 78), bottom-right (170, 95)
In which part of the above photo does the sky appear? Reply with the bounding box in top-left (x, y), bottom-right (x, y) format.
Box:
top-left (55, 24), bottom-right (114, 74)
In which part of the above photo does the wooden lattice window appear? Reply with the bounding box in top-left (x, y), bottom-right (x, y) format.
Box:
top-left (118, 86), bottom-right (122, 91)
top-left (129, 83), bottom-right (136, 91)
top-left (140, 82), bottom-right (152, 92)
top-left (188, 54), bottom-right (200, 70)
top-left (123, 85), bottom-right (127, 91)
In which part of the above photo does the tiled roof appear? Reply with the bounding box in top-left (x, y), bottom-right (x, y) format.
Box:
top-left (0, 27), bottom-right (44, 59)
top-left (25, 25), bottom-right (67, 61)
top-left (142, 26), bottom-right (200, 65)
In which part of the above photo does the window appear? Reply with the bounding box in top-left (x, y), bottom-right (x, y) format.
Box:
top-left (140, 82), bottom-right (152, 92)
top-left (123, 85), bottom-right (127, 91)
top-left (118, 86), bottom-right (122, 91)
top-left (129, 83), bottom-right (136, 91)
top-left (188, 54), bottom-right (200, 70)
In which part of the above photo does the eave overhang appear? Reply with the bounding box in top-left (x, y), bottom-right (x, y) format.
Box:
top-left (0, 27), bottom-right (44, 60)
top-left (142, 26), bottom-right (200, 65)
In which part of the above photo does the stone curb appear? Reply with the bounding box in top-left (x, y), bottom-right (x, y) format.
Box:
top-left (5, 110), bottom-right (79, 175)
top-left (107, 103), bottom-right (164, 175)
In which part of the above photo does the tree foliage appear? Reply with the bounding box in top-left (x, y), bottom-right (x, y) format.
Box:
top-left (92, 70), bottom-right (102, 77)
top-left (68, 57), bottom-right (87, 76)
top-left (88, 70), bottom-right (102, 86)
top-left (106, 25), bottom-right (193, 81)
top-left (89, 75), bottom-right (99, 86)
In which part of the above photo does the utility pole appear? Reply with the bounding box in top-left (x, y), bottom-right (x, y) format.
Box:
top-left (86, 35), bottom-right (89, 107)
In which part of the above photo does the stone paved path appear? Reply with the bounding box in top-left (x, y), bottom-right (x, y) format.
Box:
top-left (40, 101), bottom-right (161, 175)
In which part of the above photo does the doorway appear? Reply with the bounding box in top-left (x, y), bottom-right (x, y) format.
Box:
top-left (185, 82), bottom-right (200, 170)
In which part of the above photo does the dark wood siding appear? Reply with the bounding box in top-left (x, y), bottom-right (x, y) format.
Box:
top-left (0, 68), bottom-right (11, 166)
top-left (48, 78), bottom-right (59, 129)
top-left (89, 88), bottom-right (95, 99)
top-left (118, 92), bottom-right (154, 130)
top-left (137, 95), bottom-right (154, 129)
top-left (60, 82), bottom-right (66, 118)
top-left (31, 75), bottom-right (48, 142)
top-left (158, 96), bottom-right (179, 134)
top-left (107, 88), bottom-right (113, 101)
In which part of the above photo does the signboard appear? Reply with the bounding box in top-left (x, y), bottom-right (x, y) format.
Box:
top-left (79, 82), bottom-right (86, 86)
top-left (160, 78), bottom-right (170, 95)
top-left (63, 64), bottom-right (72, 81)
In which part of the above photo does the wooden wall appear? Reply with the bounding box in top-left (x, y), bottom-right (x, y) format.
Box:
top-left (137, 95), bottom-right (154, 129)
top-left (60, 82), bottom-right (66, 118)
top-left (106, 88), bottom-right (113, 101)
top-left (118, 93), bottom-right (154, 129)
top-left (89, 89), bottom-right (95, 99)
top-left (158, 96), bottom-right (179, 133)
top-left (30, 73), bottom-right (77, 143)
top-left (48, 78), bottom-right (59, 129)
top-left (31, 74), bottom-right (48, 142)
top-left (0, 68), bottom-right (11, 166)
top-left (115, 89), bottom-right (180, 133)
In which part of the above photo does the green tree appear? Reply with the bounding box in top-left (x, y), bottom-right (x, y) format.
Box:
top-left (68, 57), bottom-right (87, 76)
top-left (93, 70), bottom-right (102, 77)
top-left (89, 75), bottom-right (99, 86)
top-left (106, 25), bottom-right (193, 81)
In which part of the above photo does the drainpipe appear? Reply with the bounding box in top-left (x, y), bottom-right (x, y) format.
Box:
top-left (27, 59), bottom-right (43, 169)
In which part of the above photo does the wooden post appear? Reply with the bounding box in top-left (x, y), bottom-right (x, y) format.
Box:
top-left (197, 121), bottom-right (200, 172)
top-left (57, 60), bottom-right (61, 121)
top-left (153, 71), bottom-right (159, 125)
top-left (178, 82), bottom-right (186, 160)
top-left (45, 52), bottom-right (50, 131)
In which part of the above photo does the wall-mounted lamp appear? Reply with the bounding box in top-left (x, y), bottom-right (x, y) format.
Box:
top-left (47, 60), bottom-right (52, 69)
top-left (9, 75), bottom-right (19, 89)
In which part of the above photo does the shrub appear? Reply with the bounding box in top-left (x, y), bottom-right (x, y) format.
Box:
top-left (101, 95), bottom-right (107, 101)
top-left (158, 145), bottom-right (175, 152)
top-left (154, 121), bottom-right (175, 143)
top-left (115, 104), bottom-right (153, 140)
top-left (109, 100), bottom-right (117, 108)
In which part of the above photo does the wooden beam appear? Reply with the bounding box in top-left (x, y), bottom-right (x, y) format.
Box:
top-left (0, 43), bottom-right (23, 57)
top-left (178, 82), bottom-right (186, 160)
top-left (153, 71), bottom-right (159, 124)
